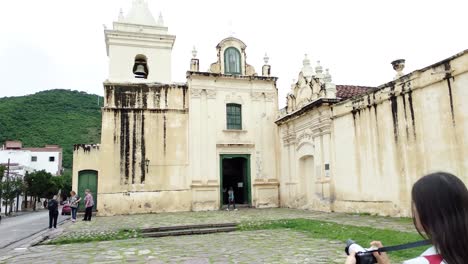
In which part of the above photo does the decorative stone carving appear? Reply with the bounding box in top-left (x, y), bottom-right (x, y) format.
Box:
top-left (295, 130), bottom-right (314, 150)
top-left (283, 133), bottom-right (296, 146)
top-left (246, 64), bottom-right (257, 76)
top-left (296, 85), bottom-right (312, 106)
top-left (265, 92), bottom-right (275, 102)
top-left (210, 62), bottom-right (221, 74)
top-left (190, 88), bottom-right (202, 98)
top-left (225, 92), bottom-right (243, 104)
top-left (206, 89), bottom-right (216, 99)
top-left (251, 92), bottom-right (263, 101)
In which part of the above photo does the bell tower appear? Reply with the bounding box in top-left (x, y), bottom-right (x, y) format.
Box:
top-left (104, 0), bottom-right (175, 83)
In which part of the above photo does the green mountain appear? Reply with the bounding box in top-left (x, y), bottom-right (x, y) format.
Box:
top-left (0, 89), bottom-right (103, 169)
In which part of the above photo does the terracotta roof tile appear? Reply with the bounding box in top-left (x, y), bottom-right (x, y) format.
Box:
top-left (23, 148), bottom-right (62, 152)
top-left (336, 85), bottom-right (375, 100)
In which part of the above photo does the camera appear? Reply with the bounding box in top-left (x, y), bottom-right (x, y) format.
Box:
top-left (345, 239), bottom-right (378, 264)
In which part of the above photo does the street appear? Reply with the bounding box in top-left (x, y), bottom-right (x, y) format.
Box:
top-left (0, 210), bottom-right (67, 249)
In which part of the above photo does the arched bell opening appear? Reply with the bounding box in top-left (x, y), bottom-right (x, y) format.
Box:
top-left (133, 54), bottom-right (149, 79)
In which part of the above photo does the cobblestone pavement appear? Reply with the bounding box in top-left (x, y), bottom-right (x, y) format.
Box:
top-left (58, 208), bottom-right (414, 240)
top-left (0, 209), bottom-right (416, 263)
top-left (1, 230), bottom-right (345, 264)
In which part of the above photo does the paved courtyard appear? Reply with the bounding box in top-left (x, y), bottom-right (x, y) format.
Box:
top-left (55, 208), bottom-right (415, 239)
top-left (0, 209), bottom-right (415, 263)
top-left (2, 230), bottom-right (344, 264)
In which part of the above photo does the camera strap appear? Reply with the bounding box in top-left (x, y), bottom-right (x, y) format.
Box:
top-left (376, 240), bottom-right (431, 253)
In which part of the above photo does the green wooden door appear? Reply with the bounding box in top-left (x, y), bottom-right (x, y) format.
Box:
top-left (78, 170), bottom-right (98, 211)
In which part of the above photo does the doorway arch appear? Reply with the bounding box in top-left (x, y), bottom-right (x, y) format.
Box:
top-left (219, 154), bottom-right (251, 208)
top-left (298, 155), bottom-right (315, 204)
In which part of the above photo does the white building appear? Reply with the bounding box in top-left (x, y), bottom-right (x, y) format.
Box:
top-left (0, 141), bottom-right (63, 212)
top-left (0, 141), bottom-right (63, 176)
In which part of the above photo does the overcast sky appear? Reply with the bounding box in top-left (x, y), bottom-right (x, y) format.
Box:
top-left (1, 0), bottom-right (467, 107)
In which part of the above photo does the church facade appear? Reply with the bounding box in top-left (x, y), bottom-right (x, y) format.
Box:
top-left (73, 0), bottom-right (468, 216)
top-left (72, 0), bottom-right (279, 215)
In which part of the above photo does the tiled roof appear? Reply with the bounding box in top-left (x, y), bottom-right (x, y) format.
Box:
top-left (0, 163), bottom-right (20, 166)
top-left (5, 141), bottom-right (22, 149)
top-left (23, 148), bottom-right (62, 152)
top-left (336, 85), bottom-right (375, 99)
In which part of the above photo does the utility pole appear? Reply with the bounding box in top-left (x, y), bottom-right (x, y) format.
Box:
top-left (4, 159), bottom-right (10, 215)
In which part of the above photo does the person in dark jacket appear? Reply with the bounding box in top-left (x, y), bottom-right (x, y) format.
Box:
top-left (48, 195), bottom-right (59, 228)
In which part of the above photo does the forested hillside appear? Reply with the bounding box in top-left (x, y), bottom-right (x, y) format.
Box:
top-left (0, 89), bottom-right (102, 168)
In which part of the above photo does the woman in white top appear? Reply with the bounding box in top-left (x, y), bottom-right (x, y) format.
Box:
top-left (346, 172), bottom-right (468, 264)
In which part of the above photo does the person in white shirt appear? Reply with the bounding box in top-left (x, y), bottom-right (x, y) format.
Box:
top-left (345, 172), bottom-right (468, 264)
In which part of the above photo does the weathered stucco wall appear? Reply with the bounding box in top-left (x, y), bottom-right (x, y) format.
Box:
top-left (277, 102), bottom-right (335, 212)
top-left (73, 83), bottom-right (190, 216)
top-left (72, 145), bottom-right (101, 194)
top-left (277, 50), bottom-right (468, 217)
top-left (187, 73), bottom-right (280, 210)
top-left (331, 51), bottom-right (468, 216)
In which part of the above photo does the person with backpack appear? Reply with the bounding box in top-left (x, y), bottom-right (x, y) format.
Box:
top-left (69, 190), bottom-right (81, 222)
top-left (345, 172), bottom-right (468, 264)
top-left (47, 195), bottom-right (59, 229)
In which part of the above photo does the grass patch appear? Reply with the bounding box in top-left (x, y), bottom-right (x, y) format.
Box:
top-left (239, 218), bottom-right (425, 263)
top-left (44, 229), bottom-right (141, 245)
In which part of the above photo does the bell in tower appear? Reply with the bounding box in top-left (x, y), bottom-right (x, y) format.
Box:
top-left (133, 55), bottom-right (149, 79)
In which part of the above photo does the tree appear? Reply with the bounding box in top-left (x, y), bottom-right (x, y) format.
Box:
top-left (1, 178), bottom-right (24, 214)
top-left (0, 165), bottom-right (5, 212)
top-left (60, 169), bottom-right (72, 200)
top-left (24, 170), bottom-right (57, 210)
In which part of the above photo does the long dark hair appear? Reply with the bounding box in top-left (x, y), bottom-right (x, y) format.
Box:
top-left (412, 172), bottom-right (468, 264)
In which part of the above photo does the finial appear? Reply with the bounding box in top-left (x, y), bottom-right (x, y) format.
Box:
top-left (264, 53), bottom-right (269, 64)
top-left (192, 46), bottom-right (198, 58)
top-left (315, 60), bottom-right (323, 74)
top-left (391, 59), bottom-right (405, 79)
top-left (118, 8), bottom-right (124, 21)
top-left (158, 12), bottom-right (164, 26)
top-left (301, 54), bottom-right (314, 78)
top-left (324, 69), bottom-right (332, 83)
top-left (303, 54), bottom-right (311, 66)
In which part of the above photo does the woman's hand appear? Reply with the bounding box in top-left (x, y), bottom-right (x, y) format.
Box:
top-left (370, 241), bottom-right (391, 264)
top-left (344, 251), bottom-right (356, 264)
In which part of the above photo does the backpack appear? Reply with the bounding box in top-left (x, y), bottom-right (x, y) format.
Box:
top-left (48, 200), bottom-right (58, 211)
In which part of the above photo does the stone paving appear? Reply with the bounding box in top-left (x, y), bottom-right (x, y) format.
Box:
top-left (0, 209), bottom-right (416, 263)
top-left (56, 208), bottom-right (415, 240)
top-left (1, 230), bottom-right (345, 264)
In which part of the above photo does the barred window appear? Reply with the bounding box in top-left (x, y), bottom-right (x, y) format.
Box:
top-left (226, 104), bottom-right (242, 130)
